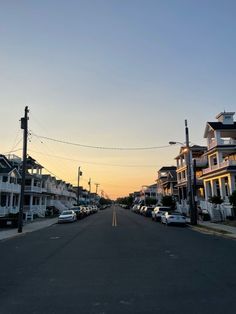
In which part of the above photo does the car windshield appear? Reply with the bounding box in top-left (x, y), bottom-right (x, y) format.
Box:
top-left (61, 211), bottom-right (72, 215)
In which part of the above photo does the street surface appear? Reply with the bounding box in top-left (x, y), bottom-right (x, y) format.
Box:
top-left (0, 205), bottom-right (236, 314)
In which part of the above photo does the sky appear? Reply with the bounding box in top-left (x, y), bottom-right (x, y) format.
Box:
top-left (0, 0), bottom-right (236, 199)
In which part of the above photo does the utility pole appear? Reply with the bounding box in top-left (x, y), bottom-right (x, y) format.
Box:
top-left (94, 183), bottom-right (100, 195)
top-left (88, 178), bottom-right (91, 204)
top-left (18, 106), bottom-right (29, 233)
top-left (192, 159), bottom-right (198, 225)
top-left (77, 167), bottom-right (82, 205)
top-left (185, 120), bottom-right (195, 225)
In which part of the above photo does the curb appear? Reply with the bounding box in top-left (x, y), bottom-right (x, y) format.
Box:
top-left (188, 224), bottom-right (236, 240)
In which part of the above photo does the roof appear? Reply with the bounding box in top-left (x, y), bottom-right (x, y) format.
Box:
top-left (204, 122), bottom-right (236, 138)
top-left (158, 166), bottom-right (176, 171)
top-left (0, 155), bottom-right (15, 174)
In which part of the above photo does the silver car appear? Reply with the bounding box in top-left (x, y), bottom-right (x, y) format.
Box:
top-left (58, 210), bottom-right (77, 223)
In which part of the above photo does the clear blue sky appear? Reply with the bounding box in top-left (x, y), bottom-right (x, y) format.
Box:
top-left (1, 0), bottom-right (235, 198)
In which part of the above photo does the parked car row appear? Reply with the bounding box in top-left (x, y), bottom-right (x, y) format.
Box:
top-left (58, 205), bottom-right (98, 223)
top-left (131, 204), bottom-right (187, 226)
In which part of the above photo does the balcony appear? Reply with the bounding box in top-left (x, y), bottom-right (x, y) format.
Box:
top-left (208, 139), bottom-right (236, 150)
top-left (0, 182), bottom-right (21, 194)
top-left (202, 160), bottom-right (236, 175)
top-left (25, 186), bottom-right (42, 193)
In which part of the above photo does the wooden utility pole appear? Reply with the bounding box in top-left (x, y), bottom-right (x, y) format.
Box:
top-left (94, 183), bottom-right (100, 195)
top-left (77, 167), bottom-right (82, 205)
top-left (185, 120), bottom-right (196, 225)
top-left (18, 106), bottom-right (29, 233)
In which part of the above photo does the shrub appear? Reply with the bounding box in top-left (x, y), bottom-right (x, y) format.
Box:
top-left (209, 195), bottom-right (223, 205)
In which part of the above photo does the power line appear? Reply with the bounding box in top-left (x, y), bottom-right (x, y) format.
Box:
top-left (27, 148), bottom-right (164, 168)
top-left (30, 131), bottom-right (171, 151)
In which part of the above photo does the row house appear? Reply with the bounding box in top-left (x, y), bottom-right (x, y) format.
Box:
top-left (130, 191), bottom-right (142, 204)
top-left (140, 184), bottom-right (158, 204)
top-left (6, 155), bottom-right (77, 219)
top-left (200, 111), bottom-right (236, 219)
top-left (0, 155), bottom-right (21, 217)
top-left (175, 145), bottom-right (207, 214)
top-left (156, 166), bottom-right (178, 203)
top-left (43, 176), bottom-right (76, 213)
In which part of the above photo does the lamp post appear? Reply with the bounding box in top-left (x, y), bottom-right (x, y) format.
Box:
top-left (169, 119), bottom-right (197, 225)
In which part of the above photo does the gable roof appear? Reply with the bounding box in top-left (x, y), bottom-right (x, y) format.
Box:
top-left (158, 166), bottom-right (176, 171)
top-left (0, 155), bottom-right (21, 177)
top-left (204, 122), bottom-right (236, 138)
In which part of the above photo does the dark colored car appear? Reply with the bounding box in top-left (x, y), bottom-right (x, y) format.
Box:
top-left (70, 206), bottom-right (84, 219)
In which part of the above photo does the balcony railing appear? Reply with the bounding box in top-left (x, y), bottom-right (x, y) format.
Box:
top-left (202, 160), bottom-right (236, 175)
top-left (25, 186), bottom-right (42, 193)
top-left (208, 139), bottom-right (236, 149)
top-left (23, 205), bottom-right (46, 212)
top-left (0, 182), bottom-right (21, 193)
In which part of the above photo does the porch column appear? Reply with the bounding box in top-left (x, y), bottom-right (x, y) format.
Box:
top-left (228, 174), bottom-right (235, 195)
top-left (219, 178), bottom-right (224, 199)
top-left (203, 181), bottom-right (208, 201)
top-left (30, 195), bottom-right (33, 210)
top-left (206, 181), bottom-right (213, 199)
top-left (212, 179), bottom-right (217, 196)
top-left (9, 192), bottom-right (13, 209)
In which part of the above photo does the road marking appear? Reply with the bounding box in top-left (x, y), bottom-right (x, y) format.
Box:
top-left (112, 210), bottom-right (117, 227)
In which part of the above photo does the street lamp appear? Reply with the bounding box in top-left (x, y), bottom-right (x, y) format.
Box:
top-left (169, 120), bottom-right (197, 225)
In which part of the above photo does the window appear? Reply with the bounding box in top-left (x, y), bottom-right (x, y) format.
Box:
top-left (213, 156), bottom-right (217, 165)
top-left (215, 179), bottom-right (221, 197)
top-left (2, 176), bottom-right (8, 182)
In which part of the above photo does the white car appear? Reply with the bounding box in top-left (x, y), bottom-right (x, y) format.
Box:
top-left (152, 206), bottom-right (171, 221)
top-left (161, 211), bottom-right (186, 226)
top-left (58, 210), bottom-right (77, 223)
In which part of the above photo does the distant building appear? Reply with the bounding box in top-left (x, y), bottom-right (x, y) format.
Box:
top-left (156, 166), bottom-right (178, 203)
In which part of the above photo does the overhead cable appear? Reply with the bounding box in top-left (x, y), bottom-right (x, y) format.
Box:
top-left (30, 131), bottom-right (171, 151)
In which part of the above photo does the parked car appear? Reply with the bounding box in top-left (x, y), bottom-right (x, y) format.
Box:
top-left (152, 206), bottom-right (171, 221)
top-left (70, 206), bottom-right (84, 219)
top-left (58, 210), bottom-right (77, 223)
top-left (161, 211), bottom-right (186, 226)
top-left (143, 206), bottom-right (155, 217)
top-left (140, 206), bottom-right (146, 215)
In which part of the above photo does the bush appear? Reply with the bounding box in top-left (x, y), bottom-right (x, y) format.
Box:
top-left (161, 195), bottom-right (176, 210)
top-left (209, 195), bottom-right (223, 205)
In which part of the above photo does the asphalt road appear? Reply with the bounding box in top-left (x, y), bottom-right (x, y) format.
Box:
top-left (0, 205), bottom-right (236, 314)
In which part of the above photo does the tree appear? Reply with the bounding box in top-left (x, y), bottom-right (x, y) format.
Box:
top-left (145, 197), bottom-right (157, 206)
top-left (99, 197), bottom-right (112, 206)
top-left (161, 195), bottom-right (176, 210)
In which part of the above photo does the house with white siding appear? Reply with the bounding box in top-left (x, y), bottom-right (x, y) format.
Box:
top-left (200, 111), bottom-right (236, 220)
top-left (0, 155), bottom-right (21, 218)
top-left (175, 145), bottom-right (207, 214)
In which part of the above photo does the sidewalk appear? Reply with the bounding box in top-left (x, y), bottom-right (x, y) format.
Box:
top-left (188, 219), bottom-right (236, 239)
top-left (0, 217), bottom-right (58, 241)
